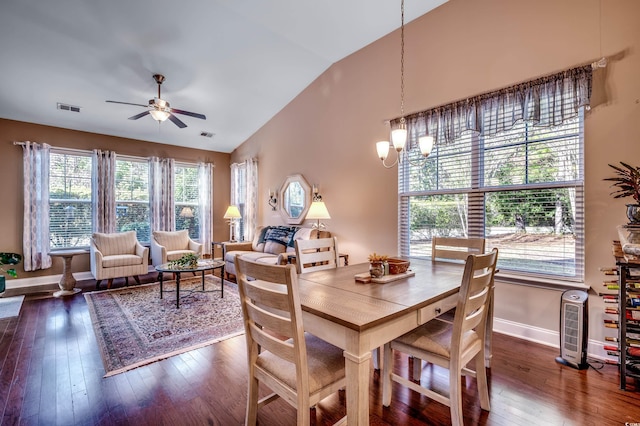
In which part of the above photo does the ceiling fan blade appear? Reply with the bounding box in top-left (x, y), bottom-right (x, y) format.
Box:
top-left (168, 113), bottom-right (187, 128)
top-left (171, 108), bottom-right (206, 120)
top-left (106, 100), bottom-right (148, 108)
top-left (128, 111), bottom-right (150, 120)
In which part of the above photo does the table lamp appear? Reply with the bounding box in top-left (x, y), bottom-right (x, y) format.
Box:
top-left (223, 205), bottom-right (242, 242)
top-left (305, 201), bottom-right (331, 238)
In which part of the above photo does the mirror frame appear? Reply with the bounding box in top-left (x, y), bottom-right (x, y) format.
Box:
top-left (278, 174), bottom-right (312, 225)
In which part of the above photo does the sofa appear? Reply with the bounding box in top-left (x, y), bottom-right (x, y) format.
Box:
top-left (223, 225), bottom-right (329, 279)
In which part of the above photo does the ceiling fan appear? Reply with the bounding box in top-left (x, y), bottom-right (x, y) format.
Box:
top-left (106, 74), bottom-right (206, 128)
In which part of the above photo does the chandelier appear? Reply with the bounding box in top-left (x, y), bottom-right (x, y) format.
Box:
top-left (376, 0), bottom-right (434, 168)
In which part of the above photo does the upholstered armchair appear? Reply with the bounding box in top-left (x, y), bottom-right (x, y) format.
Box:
top-left (90, 231), bottom-right (149, 289)
top-left (150, 230), bottom-right (202, 266)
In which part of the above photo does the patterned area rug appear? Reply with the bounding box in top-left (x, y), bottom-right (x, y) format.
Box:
top-left (84, 275), bottom-right (244, 377)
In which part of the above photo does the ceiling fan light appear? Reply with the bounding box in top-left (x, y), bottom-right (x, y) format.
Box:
top-left (150, 109), bottom-right (169, 122)
top-left (391, 127), bottom-right (407, 151)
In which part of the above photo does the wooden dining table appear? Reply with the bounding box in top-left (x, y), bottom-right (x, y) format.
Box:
top-left (297, 258), bottom-right (466, 426)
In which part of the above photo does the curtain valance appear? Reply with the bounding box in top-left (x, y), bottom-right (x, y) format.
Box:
top-left (390, 65), bottom-right (592, 146)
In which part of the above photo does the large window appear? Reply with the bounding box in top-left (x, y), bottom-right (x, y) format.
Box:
top-left (115, 158), bottom-right (150, 243)
top-left (400, 112), bottom-right (584, 281)
top-left (174, 164), bottom-right (200, 240)
top-left (49, 151), bottom-right (93, 249)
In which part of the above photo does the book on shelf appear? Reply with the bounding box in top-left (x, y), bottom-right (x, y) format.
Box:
top-left (600, 266), bottom-right (617, 275)
top-left (604, 319), bottom-right (619, 324)
top-left (605, 307), bottom-right (619, 315)
top-left (605, 323), bottom-right (619, 329)
top-left (603, 298), bottom-right (619, 303)
top-left (626, 310), bottom-right (640, 320)
top-left (606, 336), bottom-right (619, 342)
top-left (604, 345), bottom-right (619, 351)
top-left (607, 350), bottom-right (620, 356)
top-left (605, 359), bottom-right (620, 365)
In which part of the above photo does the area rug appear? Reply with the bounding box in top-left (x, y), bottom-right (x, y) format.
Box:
top-left (0, 295), bottom-right (25, 320)
top-left (84, 275), bottom-right (244, 377)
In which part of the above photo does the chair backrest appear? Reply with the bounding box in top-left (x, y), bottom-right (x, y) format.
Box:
top-left (451, 248), bottom-right (498, 357)
top-left (152, 230), bottom-right (190, 251)
top-left (294, 237), bottom-right (339, 274)
top-left (91, 231), bottom-right (138, 256)
top-left (431, 237), bottom-right (485, 263)
top-left (234, 255), bottom-right (310, 395)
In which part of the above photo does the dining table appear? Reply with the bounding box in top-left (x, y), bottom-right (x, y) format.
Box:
top-left (297, 257), bottom-right (467, 426)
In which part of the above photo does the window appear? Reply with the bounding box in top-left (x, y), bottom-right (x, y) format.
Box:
top-left (231, 165), bottom-right (247, 241)
top-left (400, 112), bottom-right (584, 281)
top-left (49, 151), bottom-right (93, 249)
top-left (174, 164), bottom-right (200, 240)
top-left (115, 158), bottom-right (150, 243)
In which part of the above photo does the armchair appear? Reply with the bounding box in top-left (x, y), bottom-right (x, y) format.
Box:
top-left (90, 231), bottom-right (149, 289)
top-left (151, 230), bottom-right (202, 266)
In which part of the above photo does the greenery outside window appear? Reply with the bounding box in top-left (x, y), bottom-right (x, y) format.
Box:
top-left (115, 157), bottom-right (150, 243)
top-left (400, 112), bottom-right (585, 281)
top-left (49, 150), bottom-right (92, 249)
top-left (174, 164), bottom-right (200, 240)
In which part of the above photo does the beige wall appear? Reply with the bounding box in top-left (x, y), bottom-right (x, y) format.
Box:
top-left (232, 0), bottom-right (640, 343)
top-left (0, 118), bottom-right (231, 280)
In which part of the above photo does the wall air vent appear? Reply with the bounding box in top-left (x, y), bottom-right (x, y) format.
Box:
top-left (200, 131), bottom-right (214, 138)
top-left (57, 103), bottom-right (81, 113)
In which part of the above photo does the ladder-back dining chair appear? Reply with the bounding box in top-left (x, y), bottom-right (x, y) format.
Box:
top-left (382, 248), bottom-right (498, 426)
top-left (234, 255), bottom-right (347, 425)
top-left (294, 237), bottom-right (340, 274)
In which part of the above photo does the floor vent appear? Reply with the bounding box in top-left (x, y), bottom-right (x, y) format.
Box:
top-left (57, 103), bottom-right (81, 113)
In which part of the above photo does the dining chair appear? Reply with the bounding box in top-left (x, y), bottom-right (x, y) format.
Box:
top-left (382, 248), bottom-right (498, 426)
top-left (432, 236), bottom-right (485, 263)
top-left (293, 237), bottom-right (340, 274)
top-left (234, 255), bottom-right (347, 426)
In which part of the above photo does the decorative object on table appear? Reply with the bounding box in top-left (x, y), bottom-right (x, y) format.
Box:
top-left (368, 253), bottom-right (388, 278)
top-left (387, 258), bottom-right (410, 275)
top-left (167, 252), bottom-right (200, 269)
top-left (604, 162), bottom-right (640, 224)
top-left (375, 0), bottom-right (434, 168)
top-left (0, 252), bottom-right (22, 296)
top-left (306, 186), bottom-right (331, 235)
top-left (223, 205), bottom-right (242, 242)
top-left (84, 275), bottom-right (243, 377)
top-left (268, 189), bottom-right (278, 210)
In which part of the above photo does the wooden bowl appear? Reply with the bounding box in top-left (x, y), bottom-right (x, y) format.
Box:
top-left (387, 258), bottom-right (410, 275)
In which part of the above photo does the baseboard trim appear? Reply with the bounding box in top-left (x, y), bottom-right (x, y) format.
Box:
top-left (4, 268), bottom-right (154, 291)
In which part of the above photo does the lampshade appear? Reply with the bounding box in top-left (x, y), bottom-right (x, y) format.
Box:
top-left (306, 201), bottom-right (331, 220)
top-left (376, 141), bottom-right (390, 161)
top-left (180, 207), bottom-right (194, 218)
top-left (391, 127), bottom-right (407, 151)
top-left (223, 205), bottom-right (242, 219)
top-left (419, 136), bottom-right (434, 157)
top-left (150, 109), bottom-right (169, 122)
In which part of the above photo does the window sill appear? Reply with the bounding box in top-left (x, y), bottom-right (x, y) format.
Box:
top-left (495, 271), bottom-right (588, 292)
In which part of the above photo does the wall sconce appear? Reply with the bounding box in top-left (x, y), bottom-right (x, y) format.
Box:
top-left (312, 184), bottom-right (322, 202)
top-left (268, 189), bottom-right (277, 211)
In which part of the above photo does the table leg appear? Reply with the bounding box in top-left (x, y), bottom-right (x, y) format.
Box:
top-left (344, 349), bottom-right (372, 425)
top-left (221, 265), bottom-right (225, 298)
top-left (176, 272), bottom-right (181, 309)
top-left (202, 270), bottom-right (205, 291)
top-left (159, 272), bottom-right (164, 299)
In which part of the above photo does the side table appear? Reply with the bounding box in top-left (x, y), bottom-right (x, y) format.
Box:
top-left (49, 249), bottom-right (87, 297)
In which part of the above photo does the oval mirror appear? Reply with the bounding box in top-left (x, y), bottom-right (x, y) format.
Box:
top-left (279, 174), bottom-right (311, 225)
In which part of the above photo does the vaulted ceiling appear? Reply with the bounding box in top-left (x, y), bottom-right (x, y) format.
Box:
top-left (0, 0), bottom-right (447, 153)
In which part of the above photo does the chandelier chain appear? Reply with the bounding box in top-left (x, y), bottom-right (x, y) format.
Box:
top-left (399, 0), bottom-right (405, 122)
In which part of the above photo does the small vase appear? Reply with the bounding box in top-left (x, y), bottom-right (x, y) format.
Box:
top-left (627, 204), bottom-right (640, 224)
top-left (369, 261), bottom-right (384, 278)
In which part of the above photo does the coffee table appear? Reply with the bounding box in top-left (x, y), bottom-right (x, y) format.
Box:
top-left (155, 259), bottom-right (225, 308)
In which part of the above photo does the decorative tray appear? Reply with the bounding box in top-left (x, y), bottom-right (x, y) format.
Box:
top-left (355, 270), bottom-right (415, 283)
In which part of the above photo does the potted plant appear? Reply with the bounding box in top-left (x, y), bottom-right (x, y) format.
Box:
top-left (604, 162), bottom-right (640, 224)
top-left (0, 252), bottom-right (22, 296)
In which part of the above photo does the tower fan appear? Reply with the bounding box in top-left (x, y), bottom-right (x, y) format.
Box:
top-left (556, 289), bottom-right (589, 369)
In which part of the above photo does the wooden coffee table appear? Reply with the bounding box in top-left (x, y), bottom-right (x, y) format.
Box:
top-left (155, 259), bottom-right (225, 308)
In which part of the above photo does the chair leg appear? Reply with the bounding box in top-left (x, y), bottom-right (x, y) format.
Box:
top-left (476, 351), bottom-right (491, 411)
top-left (107, 278), bottom-right (114, 289)
top-left (382, 343), bottom-right (393, 406)
top-left (95, 280), bottom-right (102, 290)
top-left (246, 376), bottom-right (259, 426)
top-left (449, 365), bottom-right (464, 426)
top-left (125, 277), bottom-right (129, 286)
top-left (412, 357), bottom-right (423, 380)
top-left (133, 275), bottom-right (141, 285)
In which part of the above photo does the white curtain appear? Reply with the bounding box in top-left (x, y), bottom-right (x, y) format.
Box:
top-left (230, 158), bottom-right (258, 242)
top-left (245, 158), bottom-right (258, 242)
top-left (198, 162), bottom-right (213, 256)
top-left (149, 157), bottom-right (175, 231)
top-left (22, 141), bottom-right (52, 271)
top-left (92, 149), bottom-right (116, 233)
top-left (392, 65), bottom-right (593, 146)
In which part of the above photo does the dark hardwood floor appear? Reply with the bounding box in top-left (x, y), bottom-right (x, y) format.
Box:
top-left (2, 274), bottom-right (640, 425)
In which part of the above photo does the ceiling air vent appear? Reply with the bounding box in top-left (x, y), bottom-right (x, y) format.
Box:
top-left (57, 103), bottom-right (81, 113)
top-left (200, 131), bottom-right (214, 138)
